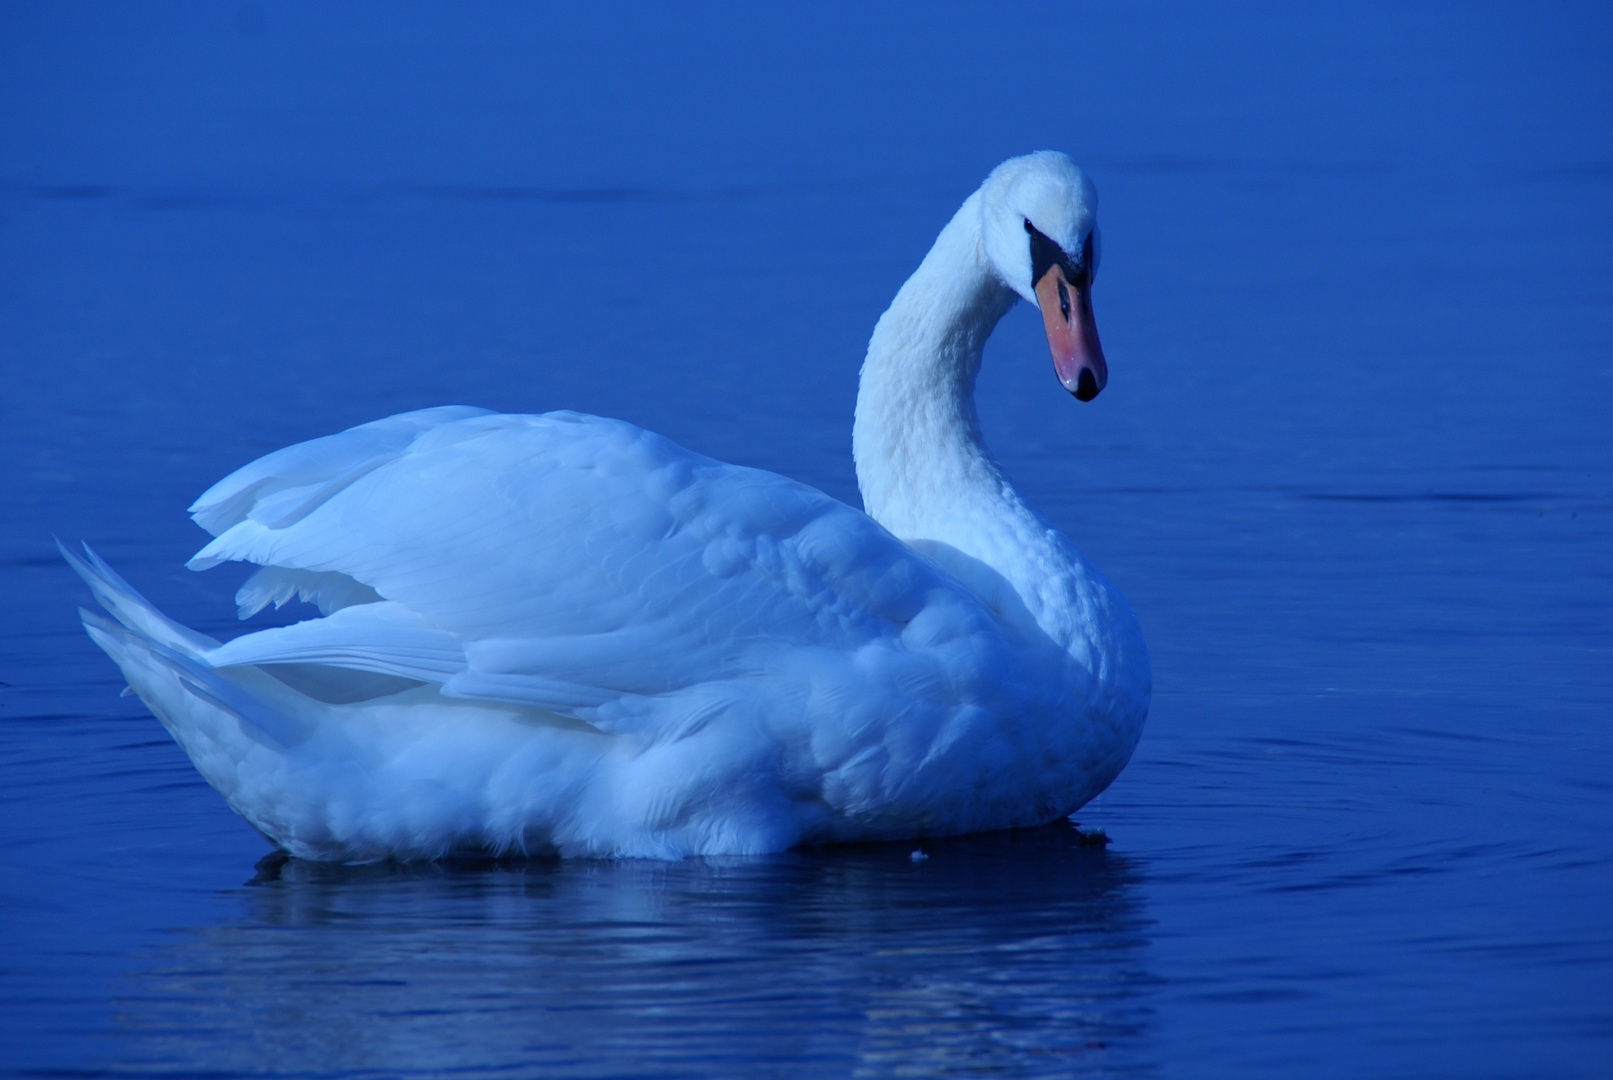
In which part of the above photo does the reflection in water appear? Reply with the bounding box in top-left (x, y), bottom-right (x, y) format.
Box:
top-left (109, 824), bottom-right (1151, 1077)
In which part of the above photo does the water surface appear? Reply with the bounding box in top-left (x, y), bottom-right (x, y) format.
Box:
top-left (2, 2), bottom-right (1610, 1076)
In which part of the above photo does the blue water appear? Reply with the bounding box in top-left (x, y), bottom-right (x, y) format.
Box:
top-left (3, 2), bottom-right (1610, 1076)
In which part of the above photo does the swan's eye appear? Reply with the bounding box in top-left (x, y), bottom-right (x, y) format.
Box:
top-left (1066, 235), bottom-right (1092, 289)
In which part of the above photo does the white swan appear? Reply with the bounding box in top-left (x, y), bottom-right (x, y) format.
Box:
top-left (65, 151), bottom-right (1150, 860)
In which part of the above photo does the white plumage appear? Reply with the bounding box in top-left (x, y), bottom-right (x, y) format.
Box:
top-left (67, 152), bottom-right (1150, 860)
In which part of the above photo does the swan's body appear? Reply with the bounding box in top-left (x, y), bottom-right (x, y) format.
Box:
top-left (68, 152), bottom-right (1149, 860)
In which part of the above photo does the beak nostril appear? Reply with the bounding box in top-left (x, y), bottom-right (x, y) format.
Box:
top-left (1074, 368), bottom-right (1099, 401)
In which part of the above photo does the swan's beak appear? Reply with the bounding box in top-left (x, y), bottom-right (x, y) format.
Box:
top-left (1034, 265), bottom-right (1107, 401)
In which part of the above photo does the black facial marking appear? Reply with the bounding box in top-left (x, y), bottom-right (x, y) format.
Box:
top-left (1024, 219), bottom-right (1087, 289)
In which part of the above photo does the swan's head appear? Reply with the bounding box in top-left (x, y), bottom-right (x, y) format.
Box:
top-left (979, 151), bottom-right (1107, 401)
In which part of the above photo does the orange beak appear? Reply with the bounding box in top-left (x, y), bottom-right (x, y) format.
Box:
top-left (1034, 264), bottom-right (1107, 401)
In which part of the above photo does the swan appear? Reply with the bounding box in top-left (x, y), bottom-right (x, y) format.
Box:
top-left (64, 151), bottom-right (1150, 861)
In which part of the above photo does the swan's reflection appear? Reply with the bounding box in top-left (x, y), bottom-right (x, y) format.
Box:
top-left (113, 823), bottom-right (1154, 1077)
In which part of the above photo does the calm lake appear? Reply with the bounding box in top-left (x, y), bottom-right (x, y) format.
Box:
top-left (2, 2), bottom-right (1610, 1076)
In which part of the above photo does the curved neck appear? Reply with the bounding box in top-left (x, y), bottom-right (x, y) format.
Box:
top-left (853, 192), bottom-right (1017, 536)
top-left (852, 193), bottom-right (1077, 644)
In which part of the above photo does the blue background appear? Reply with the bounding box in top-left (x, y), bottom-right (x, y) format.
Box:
top-left (2, 3), bottom-right (1610, 1076)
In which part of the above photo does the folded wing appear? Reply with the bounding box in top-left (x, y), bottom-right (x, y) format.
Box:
top-left (189, 409), bottom-right (1014, 734)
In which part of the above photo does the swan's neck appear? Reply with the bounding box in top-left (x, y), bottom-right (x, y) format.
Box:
top-left (853, 192), bottom-right (1077, 645)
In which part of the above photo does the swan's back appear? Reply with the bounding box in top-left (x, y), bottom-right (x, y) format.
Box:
top-left (192, 408), bottom-right (1018, 708)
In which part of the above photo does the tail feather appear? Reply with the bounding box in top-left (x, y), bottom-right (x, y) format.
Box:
top-left (59, 540), bottom-right (218, 655)
top-left (68, 545), bottom-right (307, 750)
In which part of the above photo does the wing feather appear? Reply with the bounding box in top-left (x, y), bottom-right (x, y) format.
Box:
top-left (189, 406), bottom-right (494, 537)
top-left (207, 601), bottom-right (467, 684)
top-left (187, 410), bottom-right (1026, 739)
